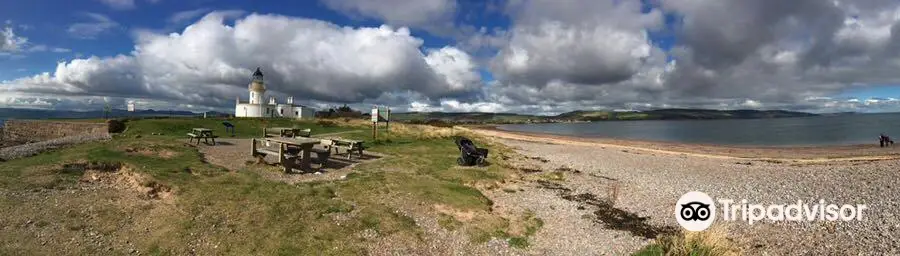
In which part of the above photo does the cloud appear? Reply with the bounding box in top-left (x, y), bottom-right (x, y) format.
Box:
top-left (491, 0), bottom-right (663, 87)
top-left (98, 0), bottom-right (135, 10)
top-left (478, 0), bottom-right (666, 112)
top-left (67, 13), bottom-right (119, 39)
top-left (321, 0), bottom-right (458, 35)
top-left (1, 25), bottom-right (28, 52)
top-left (12, 1), bottom-right (900, 114)
top-left (2, 12), bottom-right (481, 110)
top-left (168, 8), bottom-right (211, 24)
top-left (655, 0), bottom-right (900, 106)
top-left (458, 0), bottom-right (900, 114)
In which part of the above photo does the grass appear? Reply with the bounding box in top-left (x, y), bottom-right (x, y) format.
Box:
top-left (0, 118), bottom-right (539, 254)
top-left (633, 225), bottom-right (740, 256)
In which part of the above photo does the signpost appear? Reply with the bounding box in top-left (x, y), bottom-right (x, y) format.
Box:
top-left (371, 107), bottom-right (379, 141)
top-left (370, 106), bottom-right (391, 141)
top-left (385, 107), bottom-right (390, 137)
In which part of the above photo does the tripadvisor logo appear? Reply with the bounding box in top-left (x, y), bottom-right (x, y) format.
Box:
top-left (675, 191), bottom-right (867, 231)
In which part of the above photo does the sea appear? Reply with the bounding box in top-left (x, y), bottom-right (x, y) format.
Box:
top-left (498, 113), bottom-right (900, 146)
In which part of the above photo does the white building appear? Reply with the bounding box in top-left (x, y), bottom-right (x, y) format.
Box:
top-left (235, 68), bottom-right (315, 119)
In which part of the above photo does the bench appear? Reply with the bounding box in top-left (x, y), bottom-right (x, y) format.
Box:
top-left (187, 132), bottom-right (218, 145)
top-left (329, 139), bottom-right (365, 159)
top-left (297, 128), bottom-right (311, 138)
top-left (250, 137), bottom-right (322, 172)
top-left (263, 127), bottom-right (310, 138)
top-left (310, 147), bottom-right (331, 164)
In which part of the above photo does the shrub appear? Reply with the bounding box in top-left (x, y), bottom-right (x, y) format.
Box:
top-left (106, 119), bottom-right (126, 133)
top-left (317, 120), bottom-right (337, 127)
top-left (425, 119), bottom-right (454, 128)
top-left (633, 225), bottom-right (739, 256)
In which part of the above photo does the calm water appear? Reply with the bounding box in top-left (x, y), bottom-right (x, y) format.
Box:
top-left (498, 113), bottom-right (900, 146)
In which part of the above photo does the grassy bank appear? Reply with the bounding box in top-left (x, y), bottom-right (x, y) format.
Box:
top-left (0, 118), bottom-right (540, 254)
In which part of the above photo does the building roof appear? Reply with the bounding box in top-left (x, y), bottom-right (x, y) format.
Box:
top-left (249, 67), bottom-right (266, 91)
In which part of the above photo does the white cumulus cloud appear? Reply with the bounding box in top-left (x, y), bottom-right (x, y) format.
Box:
top-left (3, 12), bottom-right (481, 110)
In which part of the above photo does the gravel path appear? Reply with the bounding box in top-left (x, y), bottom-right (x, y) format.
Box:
top-left (0, 133), bottom-right (111, 161)
top-left (197, 138), bottom-right (383, 184)
top-left (487, 136), bottom-right (900, 255)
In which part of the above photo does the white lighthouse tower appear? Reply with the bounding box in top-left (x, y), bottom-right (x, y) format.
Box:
top-left (248, 67), bottom-right (265, 104)
top-left (234, 67), bottom-right (315, 119)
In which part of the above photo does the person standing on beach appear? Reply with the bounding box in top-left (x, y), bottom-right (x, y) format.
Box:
top-left (880, 134), bottom-right (894, 147)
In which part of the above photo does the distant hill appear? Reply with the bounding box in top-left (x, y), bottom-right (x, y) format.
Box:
top-left (389, 112), bottom-right (549, 124)
top-left (558, 109), bottom-right (818, 121)
top-left (391, 109), bottom-right (818, 124)
top-left (0, 108), bottom-right (203, 121)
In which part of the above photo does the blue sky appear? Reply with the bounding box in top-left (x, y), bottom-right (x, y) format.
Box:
top-left (0, 0), bottom-right (457, 80)
top-left (3, 0), bottom-right (900, 114)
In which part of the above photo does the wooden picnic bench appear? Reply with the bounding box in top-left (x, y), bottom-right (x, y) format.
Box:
top-left (187, 128), bottom-right (218, 145)
top-left (325, 138), bottom-right (365, 159)
top-left (263, 127), bottom-right (312, 138)
top-left (251, 137), bottom-right (325, 172)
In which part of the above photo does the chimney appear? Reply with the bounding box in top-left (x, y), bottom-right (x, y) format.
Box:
top-left (287, 96), bottom-right (293, 104)
top-left (269, 97), bottom-right (276, 105)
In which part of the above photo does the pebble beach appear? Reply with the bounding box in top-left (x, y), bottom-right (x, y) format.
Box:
top-left (474, 127), bottom-right (900, 255)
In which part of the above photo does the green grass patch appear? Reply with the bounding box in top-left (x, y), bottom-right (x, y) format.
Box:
top-left (0, 118), bottom-right (530, 254)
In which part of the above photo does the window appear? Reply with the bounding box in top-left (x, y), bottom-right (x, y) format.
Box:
top-left (280, 109), bottom-right (283, 114)
top-left (296, 111), bottom-right (299, 116)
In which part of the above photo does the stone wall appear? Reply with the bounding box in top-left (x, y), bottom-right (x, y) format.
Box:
top-left (1, 120), bottom-right (109, 143)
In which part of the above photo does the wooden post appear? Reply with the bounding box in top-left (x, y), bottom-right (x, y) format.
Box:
top-left (372, 121), bottom-right (377, 141)
top-left (385, 107), bottom-right (390, 139)
top-left (278, 142), bottom-right (285, 164)
top-left (250, 138), bottom-right (256, 156)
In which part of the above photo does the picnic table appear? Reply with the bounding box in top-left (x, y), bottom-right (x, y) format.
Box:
top-left (187, 128), bottom-right (218, 145)
top-left (251, 137), bottom-right (324, 172)
top-left (322, 137), bottom-right (365, 159)
top-left (263, 127), bottom-right (312, 138)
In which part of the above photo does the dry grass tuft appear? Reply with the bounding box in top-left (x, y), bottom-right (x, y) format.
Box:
top-left (636, 224), bottom-right (740, 256)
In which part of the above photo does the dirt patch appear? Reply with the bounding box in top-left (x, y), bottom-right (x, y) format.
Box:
top-left (71, 162), bottom-right (173, 201)
top-left (433, 204), bottom-right (477, 222)
top-left (123, 146), bottom-right (178, 159)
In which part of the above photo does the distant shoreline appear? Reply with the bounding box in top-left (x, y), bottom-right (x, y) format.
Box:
top-left (469, 125), bottom-right (900, 161)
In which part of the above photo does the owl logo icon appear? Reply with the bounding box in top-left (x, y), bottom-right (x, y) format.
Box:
top-left (675, 191), bottom-right (716, 231)
top-left (680, 202), bottom-right (712, 221)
